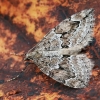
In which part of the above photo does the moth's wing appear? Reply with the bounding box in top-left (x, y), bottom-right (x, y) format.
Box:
top-left (25, 8), bottom-right (95, 88)
top-left (49, 54), bottom-right (94, 88)
top-left (55, 8), bottom-right (95, 48)
top-left (27, 8), bottom-right (95, 54)
top-left (33, 53), bottom-right (94, 88)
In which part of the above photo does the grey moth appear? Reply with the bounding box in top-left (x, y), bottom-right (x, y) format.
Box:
top-left (16, 8), bottom-right (95, 88)
top-left (24, 8), bottom-right (95, 88)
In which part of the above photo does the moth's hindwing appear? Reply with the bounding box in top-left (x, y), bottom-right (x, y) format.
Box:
top-left (25, 8), bottom-right (95, 88)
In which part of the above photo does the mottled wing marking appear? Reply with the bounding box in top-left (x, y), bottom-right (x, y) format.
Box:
top-left (55, 8), bottom-right (94, 48)
top-left (25, 8), bottom-right (95, 88)
top-left (35, 29), bottom-right (62, 51)
top-left (50, 54), bottom-right (93, 88)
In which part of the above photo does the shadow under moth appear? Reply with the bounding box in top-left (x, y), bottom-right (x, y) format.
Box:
top-left (9, 8), bottom-right (95, 88)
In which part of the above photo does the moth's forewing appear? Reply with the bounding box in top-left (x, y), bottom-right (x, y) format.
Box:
top-left (25, 8), bottom-right (95, 88)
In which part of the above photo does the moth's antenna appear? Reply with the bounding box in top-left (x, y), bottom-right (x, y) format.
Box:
top-left (10, 52), bottom-right (25, 57)
top-left (6, 63), bottom-right (29, 82)
top-left (4, 52), bottom-right (28, 82)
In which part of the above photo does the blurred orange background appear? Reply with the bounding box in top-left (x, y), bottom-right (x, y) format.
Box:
top-left (0, 0), bottom-right (100, 100)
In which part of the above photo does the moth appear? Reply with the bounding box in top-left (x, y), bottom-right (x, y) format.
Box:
top-left (9, 8), bottom-right (95, 88)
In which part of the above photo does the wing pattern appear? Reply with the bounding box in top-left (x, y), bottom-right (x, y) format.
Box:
top-left (25, 8), bottom-right (95, 88)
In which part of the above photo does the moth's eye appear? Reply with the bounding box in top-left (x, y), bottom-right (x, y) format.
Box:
top-left (24, 54), bottom-right (32, 60)
top-left (24, 57), bottom-right (30, 61)
top-left (24, 56), bottom-right (33, 61)
top-left (24, 58), bottom-right (29, 60)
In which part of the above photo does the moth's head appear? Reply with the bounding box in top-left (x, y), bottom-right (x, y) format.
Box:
top-left (24, 51), bottom-right (42, 61)
top-left (24, 52), bottom-right (35, 61)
